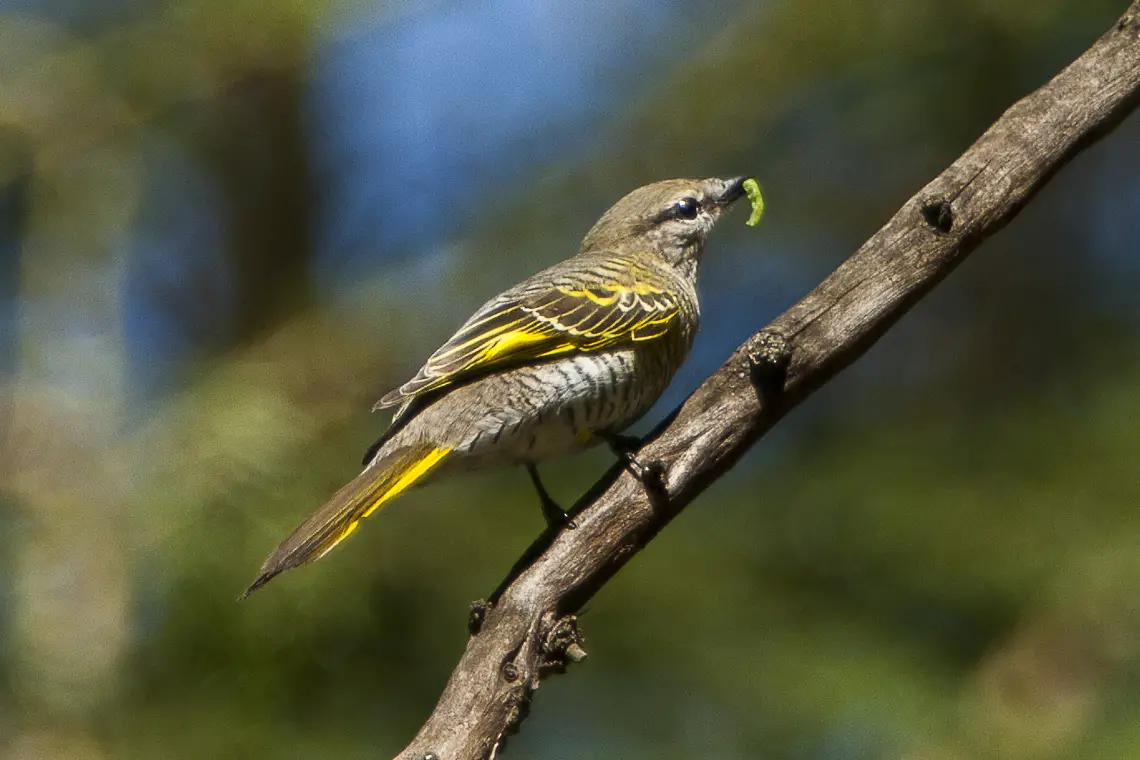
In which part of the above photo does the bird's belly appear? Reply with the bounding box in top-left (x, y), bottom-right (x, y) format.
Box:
top-left (419, 348), bottom-right (677, 472)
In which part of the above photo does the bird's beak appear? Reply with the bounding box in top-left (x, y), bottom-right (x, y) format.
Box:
top-left (713, 176), bottom-right (748, 207)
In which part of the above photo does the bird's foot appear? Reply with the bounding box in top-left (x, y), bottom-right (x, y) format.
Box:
top-left (539, 493), bottom-right (577, 530)
top-left (601, 433), bottom-right (668, 501)
top-left (527, 463), bottom-right (577, 529)
top-left (602, 432), bottom-right (642, 453)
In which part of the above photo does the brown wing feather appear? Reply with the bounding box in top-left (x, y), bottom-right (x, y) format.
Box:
top-left (374, 254), bottom-right (683, 409)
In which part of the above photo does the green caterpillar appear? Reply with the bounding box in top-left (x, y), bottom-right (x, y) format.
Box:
top-left (743, 178), bottom-right (765, 227)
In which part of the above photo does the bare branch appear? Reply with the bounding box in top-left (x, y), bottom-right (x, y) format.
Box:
top-left (398, 5), bottom-right (1140, 758)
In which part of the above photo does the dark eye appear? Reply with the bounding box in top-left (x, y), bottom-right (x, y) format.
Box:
top-left (673, 197), bottom-right (700, 220)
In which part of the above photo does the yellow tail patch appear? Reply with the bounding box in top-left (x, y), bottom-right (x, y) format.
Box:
top-left (318, 446), bottom-right (450, 559)
top-left (243, 445), bottom-right (451, 597)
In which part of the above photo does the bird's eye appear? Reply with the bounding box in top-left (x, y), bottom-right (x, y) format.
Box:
top-left (673, 197), bottom-right (700, 220)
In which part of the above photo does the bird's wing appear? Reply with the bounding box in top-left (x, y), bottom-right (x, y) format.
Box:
top-left (375, 256), bottom-right (682, 409)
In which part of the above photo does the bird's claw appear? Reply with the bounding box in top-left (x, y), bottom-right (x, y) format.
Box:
top-left (527, 463), bottom-right (577, 529)
top-left (540, 496), bottom-right (577, 530)
top-left (602, 433), bottom-right (668, 500)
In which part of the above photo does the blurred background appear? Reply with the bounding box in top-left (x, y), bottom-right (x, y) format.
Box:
top-left (1, 0), bottom-right (1139, 757)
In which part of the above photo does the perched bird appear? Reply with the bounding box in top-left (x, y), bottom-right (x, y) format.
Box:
top-left (244, 176), bottom-right (748, 596)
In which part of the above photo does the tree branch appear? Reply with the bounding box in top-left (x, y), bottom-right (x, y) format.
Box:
top-left (398, 5), bottom-right (1140, 758)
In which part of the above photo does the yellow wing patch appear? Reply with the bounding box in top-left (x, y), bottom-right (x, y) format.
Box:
top-left (376, 261), bottom-right (683, 409)
top-left (481, 328), bottom-right (552, 361)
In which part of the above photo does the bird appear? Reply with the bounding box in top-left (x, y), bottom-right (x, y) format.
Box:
top-left (243, 176), bottom-right (749, 596)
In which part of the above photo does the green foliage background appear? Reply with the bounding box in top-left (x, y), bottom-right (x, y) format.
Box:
top-left (1, 0), bottom-right (1139, 758)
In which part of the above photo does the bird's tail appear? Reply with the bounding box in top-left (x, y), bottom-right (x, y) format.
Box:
top-left (242, 445), bottom-right (450, 597)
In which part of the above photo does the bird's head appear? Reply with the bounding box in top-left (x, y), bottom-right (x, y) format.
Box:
top-left (579, 176), bottom-right (749, 272)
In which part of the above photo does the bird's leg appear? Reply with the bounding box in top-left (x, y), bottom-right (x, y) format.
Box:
top-left (526, 463), bottom-right (576, 529)
top-left (601, 431), bottom-right (642, 453)
top-left (600, 432), bottom-right (667, 501)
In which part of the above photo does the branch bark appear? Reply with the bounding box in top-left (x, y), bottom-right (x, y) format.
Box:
top-left (398, 6), bottom-right (1140, 758)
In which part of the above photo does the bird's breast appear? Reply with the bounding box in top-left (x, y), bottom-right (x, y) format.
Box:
top-left (399, 341), bottom-right (689, 471)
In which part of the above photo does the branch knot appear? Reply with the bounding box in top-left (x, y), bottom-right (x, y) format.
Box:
top-left (540, 614), bottom-right (588, 676)
top-left (468, 599), bottom-right (489, 636)
top-left (921, 197), bottom-right (955, 233)
top-left (747, 330), bottom-right (792, 399)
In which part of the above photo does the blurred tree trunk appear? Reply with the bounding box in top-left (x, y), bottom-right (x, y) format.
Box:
top-left (0, 126), bottom-right (27, 384)
top-left (0, 12), bottom-right (318, 759)
top-left (0, 26), bottom-right (140, 755)
top-left (191, 63), bottom-right (316, 347)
